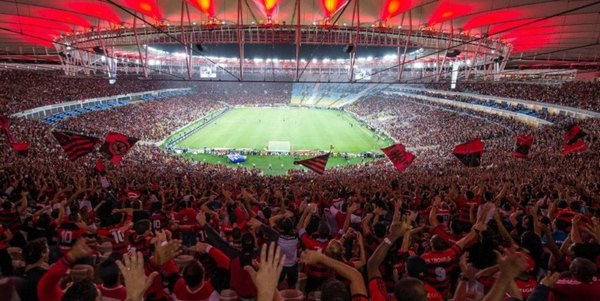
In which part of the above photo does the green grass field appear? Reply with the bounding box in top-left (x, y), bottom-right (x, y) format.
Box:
top-left (176, 107), bottom-right (391, 152)
top-left (167, 107), bottom-right (393, 175)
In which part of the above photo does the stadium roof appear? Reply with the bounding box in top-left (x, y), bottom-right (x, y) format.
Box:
top-left (0, 0), bottom-right (599, 62)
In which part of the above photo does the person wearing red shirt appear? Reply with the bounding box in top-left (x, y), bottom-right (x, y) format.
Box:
top-left (56, 212), bottom-right (89, 255)
top-left (420, 230), bottom-right (477, 297)
top-left (149, 203), bottom-right (172, 232)
top-left (172, 242), bottom-right (230, 301)
top-left (174, 201), bottom-right (198, 246)
top-left (97, 257), bottom-right (127, 301)
top-left (298, 205), bottom-right (332, 292)
top-left (453, 190), bottom-right (481, 234)
top-left (97, 213), bottom-right (133, 254)
top-left (551, 257), bottom-right (600, 301)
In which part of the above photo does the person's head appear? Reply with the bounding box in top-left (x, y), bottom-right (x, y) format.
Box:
top-left (430, 235), bottom-right (447, 251)
top-left (465, 190), bottom-right (475, 200)
top-left (98, 258), bottom-right (120, 288)
top-left (68, 212), bottom-right (81, 223)
top-left (325, 240), bottom-right (344, 261)
top-left (61, 279), bottom-right (99, 301)
top-left (183, 260), bottom-right (205, 289)
top-left (321, 278), bottom-right (350, 301)
top-left (393, 277), bottom-right (427, 301)
top-left (570, 257), bottom-right (597, 282)
top-left (24, 238), bottom-right (49, 265)
top-left (405, 256), bottom-right (427, 279)
top-left (134, 219), bottom-right (151, 235)
top-left (317, 221), bottom-right (331, 239)
top-left (278, 217), bottom-right (294, 235)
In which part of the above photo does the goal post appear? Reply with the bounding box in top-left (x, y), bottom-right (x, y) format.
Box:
top-left (268, 141), bottom-right (291, 154)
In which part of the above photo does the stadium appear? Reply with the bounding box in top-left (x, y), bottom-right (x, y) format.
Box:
top-left (0, 1), bottom-right (600, 301)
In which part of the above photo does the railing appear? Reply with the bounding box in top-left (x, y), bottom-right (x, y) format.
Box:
top-left (64, 25), bottom-right (506, 57)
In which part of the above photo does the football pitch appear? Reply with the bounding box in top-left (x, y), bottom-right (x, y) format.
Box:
top-left (176, 107), bottom-right (391, 153)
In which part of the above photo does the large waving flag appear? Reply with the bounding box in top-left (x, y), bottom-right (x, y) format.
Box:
top-left (100, 132), bottom-right (138, 164)
top-left (453, 138), bottom-right (485, 167)
top-left (562, 139), bottom-right (588, 156)
top-left (512, 134), bottom-right (534, 159)
top-left (52, 130), bottom-right (100, 161)
top-left (10, 141), bottom-right (29, 156)
top-left (563, 124), bottom-right (587, 145)
top-left (381, 144), bottom-right (415, 172)
top-left (561, 124), bottom-right (588, 156)
top-left (293, 153), bottom-right (330, 174)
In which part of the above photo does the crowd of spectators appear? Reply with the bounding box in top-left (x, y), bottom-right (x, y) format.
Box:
top-left (0, 70), bottom-right (192, 114)
top-left (0, 78), bottom-right (599, 301)
top-left (56, 95), bottom-right (225, 142)
top-left (427, 81), bottom-right (600, 112)
top-left (194, 82), bottom-right (292, 106)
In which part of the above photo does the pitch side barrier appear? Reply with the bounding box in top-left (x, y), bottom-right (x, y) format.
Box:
top-left (163, 108), bottom-right (229, 149)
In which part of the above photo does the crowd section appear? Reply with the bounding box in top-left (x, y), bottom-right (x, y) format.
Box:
top-left (0, 70), bottom-right (190, 114)
top-left (194, 82), bottom-right (292, 106)
top-left (427, 82), bottom-right (600, 112)
top-left (0, 81), bottom-right (600, 301)
top-left (56, 95), bottom-right (225, 142)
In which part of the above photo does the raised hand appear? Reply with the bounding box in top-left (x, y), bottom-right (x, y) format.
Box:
top-left (244, 242), bottom-right (285, 301)
top-left (116, 250), bottom-right (159, 301)
top-left (152, 230), bottom-right (182, 266)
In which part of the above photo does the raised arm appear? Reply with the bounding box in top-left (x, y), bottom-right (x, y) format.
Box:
top-left (302, 250), bottom-right (367, 297)
top-left (367, 220), bottom-right (409, 279)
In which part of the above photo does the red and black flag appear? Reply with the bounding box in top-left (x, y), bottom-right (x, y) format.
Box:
top-left (512, 134), bottom-right (534, 159)
top-left (381, 144), bottom-right (415, 172)
top-left (293, 153), bottom-right (330, 175)
top-left (100, 132), bottom-right (138, 164)
top-left (563, 124), bottom-right (587, 145)
top-left (561, 139), bottom-right (588, 156)
top-left (10, 141), bottom-right (29, 156)
top-left (453, 138), bottom-right (485, 167)
top-left (52, 130), bottom-right (100, 161)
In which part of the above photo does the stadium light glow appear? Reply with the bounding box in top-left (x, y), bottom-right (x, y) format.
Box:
top-left (413, 62), bottom-right (424, 69)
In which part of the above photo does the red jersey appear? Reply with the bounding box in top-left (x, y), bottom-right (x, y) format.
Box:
top-left (97, 284), bottom-right (126, 301)
top-left (513, 277), bottom-right (537, 300)
top-left (299, 228), bottom-right (330, 278)
top-left (56, 222), bottom-right (86, 255)
top-left (455, 197), bottom-right (480, 224)
top-left (369, 278), bottom-right (443, 301)
top-left (175, 208), bottom-right (198, 233)
top-left (97, 226), bottom-right (132, 254)
top-left (0, 224), bottom-right (8, 249)
top-left (0, 209), bottom-right (21, 231)
top-left (421, 244), bottom-right (462, 297)
top-left (172, 278), bottom-right (219, 301)
top-left (150, 211), bottom-right (171, 231)
top-left (129, 233), bottom-right (152, 257)
top-left (551, 277), bottom-right (600, 301)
